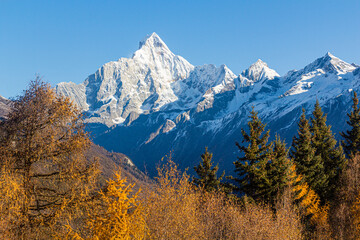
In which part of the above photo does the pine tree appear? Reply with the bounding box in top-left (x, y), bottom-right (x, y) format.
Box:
top-left (193, 147), bottom-right (224, 192)
top-left (341, 91), bottom-right (360, 158)
top-left (233, 107), bottom-right (272, 201)
top-left (291, 108), bottom-right (326, 197)
top-left (310, 100), bottom-right (346, 202)
top-left (266, 135), bottom-right (294, 205)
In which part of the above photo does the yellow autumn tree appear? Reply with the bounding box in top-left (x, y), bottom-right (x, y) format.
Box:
top-left (330, 155), bottom-right (360, 239)
top-left (143, 157), bottom-right (303, 240)
top-left (81, 170), bottom-right (147, 240)
top-left (143, 157), bottom-right (204, 239)
top-left (0, 78), bottom-right (98, 239)
top-left (294, 181), bottom-right (329, 224)
top-left (291, 164), bottom-right (331, 238)
top-left (351, 195), bottom-right (360, 239)
top-left (0, 169), bottom-right (23, 239)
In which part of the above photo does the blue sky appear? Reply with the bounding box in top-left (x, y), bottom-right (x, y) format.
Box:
top-left (1, 0), bottom-right (359, 98)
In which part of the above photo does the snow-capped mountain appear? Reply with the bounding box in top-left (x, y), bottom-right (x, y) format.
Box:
top-left (242, 59), bottom-right (279, 82)
top-left (56, 33), bottom-right (239, 127)
top-left (57, 33), bottom-right (194, 126)
top-left (57, 33), bottom-right (360, 176)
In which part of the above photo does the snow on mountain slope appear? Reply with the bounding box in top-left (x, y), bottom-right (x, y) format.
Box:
top-left (167, 64), bottom-right (237, 112)
top-left (224, 53), bottom-right (358, 123)
top-left (242, 59), bottom-right (280, 83)
top-left (57, 33), bottom-right (194, 126)
top-left (226, 59), bottom-right (280, 115)
top-left (56, 82), bottom-right (88, 110)
top-left (299, 52), bottom-right (356, 75)
top-left (56, 33), bottom-right (360, 176)
top-left (273, 53), bottom-right (359, 117)
top-left (57, 33), bottom-right (240, 127)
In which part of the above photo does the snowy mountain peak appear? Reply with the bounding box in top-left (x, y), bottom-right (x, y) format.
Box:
top-left (254, 59), bottom-right (268, 67)
top-left (57, 33), bottom-right (195, 126)
top-left (138, 32), bottom-right (170, 52)
top-left (322, 52), bottom-right (341, 63)
top-left (132, 33), bottom-right (193, 75)
top-left (303, 52), bottom-right (356, 74)
top-left (241, 59), bottom-right (279, 82)
top-left (325, 52), bottom-right (335, 58)
top-left (221, 65), bottom-right (237, 82)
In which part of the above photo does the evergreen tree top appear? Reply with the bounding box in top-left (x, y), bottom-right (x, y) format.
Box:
top-left (295, 100), bottom-right (345, 204)
top-left (233, 107), bottom-right (273, 199)
top-left (236, 107), bottom-right (272, 165)
top-left (193, 147), bottom-right (224, 192)
top-left (311, 100), bottom-right (328, 130)
top-left (341, 91), bottom-right (360, 157)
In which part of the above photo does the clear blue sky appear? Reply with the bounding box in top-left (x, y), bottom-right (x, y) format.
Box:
top-left (1, 0), bottom-right (359, 98)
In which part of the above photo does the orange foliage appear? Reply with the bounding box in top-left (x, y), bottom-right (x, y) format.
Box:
top-left (0, 78), bottom-right (98, 239)
top-left (330, 155), bottom-right (360, 239)
top-left (143, 158), bottom-right (303, 240)
top-left (143, 159), bottom-right (203, 239)
top-left (0, 170), bottom-right (23, 239)
top-left (291, 172), bottom-right (330, 238)
top-left (76, 171), bottom-right (147, 240)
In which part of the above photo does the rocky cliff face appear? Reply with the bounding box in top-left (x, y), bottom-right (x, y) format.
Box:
top-left (0, 96), bottom-right (11, 120)
top-left (57, 33), bottom-right (360, 176)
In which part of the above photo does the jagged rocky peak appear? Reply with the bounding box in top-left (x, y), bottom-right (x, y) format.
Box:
top-left (133, 32), bottom-right (172, 61)
top-left (213, 64), bottom-right (237, 92)
top-left (179, 63), bottom-right (236, 97)
top-left (133, 32), bottom-right (180, 58)
top-left (303, 52), bottom-right (356, 74)
top-left (132, 32), bottom-right (194, 80)
top-left (221, 64), bottom-right (237, 79)
top-left (138, 32), bottom-right (171, 52)
top-left (241, 59), bottom-right (279, 82)
top-left (253, 59), bottom-right (268, 67)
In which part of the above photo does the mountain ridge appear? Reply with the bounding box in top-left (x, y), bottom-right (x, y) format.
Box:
top-left (56, 33), bottom-right (360, 176)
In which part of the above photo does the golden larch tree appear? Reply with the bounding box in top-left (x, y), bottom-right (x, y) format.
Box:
top-left (0, 78), bottom-right (98, 239)
top-left (82, 171), bottom-right (147, 240)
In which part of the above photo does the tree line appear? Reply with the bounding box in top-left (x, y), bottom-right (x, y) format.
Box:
top-left (193, 91), bottom-right (360, 239)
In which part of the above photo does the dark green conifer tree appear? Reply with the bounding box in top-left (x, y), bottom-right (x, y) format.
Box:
top-left (233, 107), bottom-right (272, 201)
top-left (310, 100), bottom-right (346, 202)
top-left (266, 135), bottom-right (294, 205)
top-left (291, 108), bottom-right (326, 195)
top-left (193, 147), bottom-right (224, 192)
top-left (341, 91), bottom-right (360, 158)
